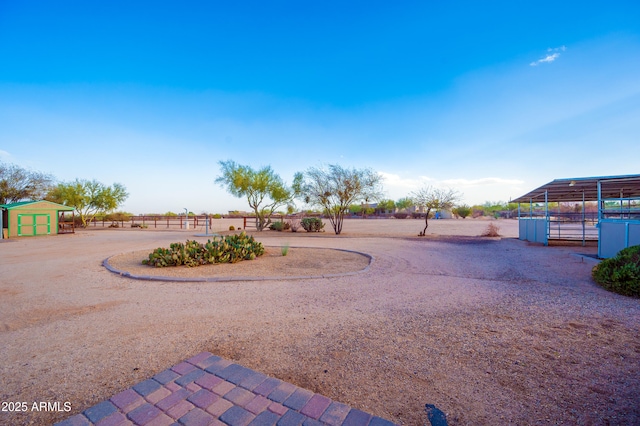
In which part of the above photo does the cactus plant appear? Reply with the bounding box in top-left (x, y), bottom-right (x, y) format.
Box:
top-left (301, 217), bottom-right (325, 232)
top-left (142, 232), bottom-right (264, 267)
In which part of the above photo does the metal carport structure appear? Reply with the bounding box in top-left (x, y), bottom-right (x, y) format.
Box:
top-left (512, 174), bottom-right (640, 258)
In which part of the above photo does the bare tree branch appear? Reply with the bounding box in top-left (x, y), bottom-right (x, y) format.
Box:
top-left (411, 186), bottom-right (461, 236)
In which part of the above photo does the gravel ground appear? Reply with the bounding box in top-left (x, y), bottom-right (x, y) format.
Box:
top-left (0, 218), bottom-right (638, 425)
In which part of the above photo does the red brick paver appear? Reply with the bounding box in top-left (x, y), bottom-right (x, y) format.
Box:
top-left (55, 352), bottom-right (397, 426)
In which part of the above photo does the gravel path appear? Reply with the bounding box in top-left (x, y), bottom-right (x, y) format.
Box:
top-left (1, 218), bottom-right (638, 425)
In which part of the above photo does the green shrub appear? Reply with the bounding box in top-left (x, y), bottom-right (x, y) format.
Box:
top-left (393, 212), bottom-right (409, 219)
top-left (212, 214), bottom-right (222, 219)
top-left (592, 245), bottom-right (640, 297)
top-left (454, 204), bottom-right (472, 219)
top-left (229, 225), bottom-right (235, 231)
top-left (301, 217), bottom-right (325, 232)
top-left (270, 221), bottom-right (283, 231)
top-left (270, 221), bottom-right (291, 231)
top-left (142, 232), bottom-right (264, 267)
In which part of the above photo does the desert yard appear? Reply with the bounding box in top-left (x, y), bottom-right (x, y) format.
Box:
top-left (0, 218), bottom-right (639, 425)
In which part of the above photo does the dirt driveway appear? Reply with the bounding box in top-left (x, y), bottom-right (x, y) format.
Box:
top-left (1, 218), bottom-right (638, 425)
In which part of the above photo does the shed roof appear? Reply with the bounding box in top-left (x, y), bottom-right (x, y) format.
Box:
top-left (0, 200), bottom-right (75, 211)
top-left (512, 174), bottom-right (640, 203)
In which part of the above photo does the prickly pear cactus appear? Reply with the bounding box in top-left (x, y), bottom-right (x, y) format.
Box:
top-left (142, 232), bottom-right (264, 267)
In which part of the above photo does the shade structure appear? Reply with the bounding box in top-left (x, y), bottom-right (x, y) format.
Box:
top-left (512, 174), bottom-right (640, 203)
top-left (513, 174), bottom-right (640, 258)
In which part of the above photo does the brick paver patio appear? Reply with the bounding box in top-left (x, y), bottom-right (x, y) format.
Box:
top-left (55, 352), bottom-right (397, 426)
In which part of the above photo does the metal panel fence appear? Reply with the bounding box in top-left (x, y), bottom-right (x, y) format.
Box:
top-left (518, 218), bottom-right (548, 244)
top-left (518, 211), bottom-right (598, 245)
top-left (599, 220), bottom-right (640, 258)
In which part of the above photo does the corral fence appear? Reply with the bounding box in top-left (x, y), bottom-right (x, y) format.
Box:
top-left (83, 215), bottom-right (216, 229)
top-left (241, 214), bottom-right (324, 229)
top-left (130, 215), bottom-right (213, 229)
top-left (84, 214), bottom-right (312, 230)
top-left (518, 209), bottom-right (599, 243)
top-left (243, 215), bottom-right (284, 229)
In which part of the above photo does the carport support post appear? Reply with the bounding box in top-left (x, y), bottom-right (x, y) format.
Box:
top-left (582, 190), bottom-right (586, 247)
top-left (597, 180), bottom-right (602, 258)
top-left (0, 207), bottom-right (3, 239)
top-left (544, 190), bottom-right (549, 246)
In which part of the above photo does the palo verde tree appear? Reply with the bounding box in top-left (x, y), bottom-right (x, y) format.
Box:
top-left (47, 179), bottom-right (129, 227)
top-left (453, 204), bottom-right (472, 219)
top-left (376, 199), bottom-right (396, 215)
top-left (395, 197), bottom-right (413, 212)
top-left (0, 161), bottom-right (55, 204)
top-left (293, 164), bottom-right (383, 235)
top-left (215, 160), bottom-right (291, 231)
top-left (411, 186), bottom-right (461, 236)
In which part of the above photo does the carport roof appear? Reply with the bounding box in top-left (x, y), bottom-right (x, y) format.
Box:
top-left (512, 174), bottom-right (640, 203)
top-left (0, 200), bottom-right (75, 210)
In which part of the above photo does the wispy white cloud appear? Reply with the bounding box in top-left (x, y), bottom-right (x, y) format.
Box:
top-left (378, 172), bottom-right (434, 191)
top-left (530, 46), bottom-right (566, 66)
top-left (380, 173), bottom-right (524, 191)
top-left (530, 53), bottom-right (560, 66)
top-left (378, 172), bottom-right (526, 204)
top-left (0, 150), bottom-right (12, 160)
top-left (440, 177), bottom-right (524, 187)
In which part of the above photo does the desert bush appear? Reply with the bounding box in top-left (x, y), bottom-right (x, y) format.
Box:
top-left (481, 222), bottom-right (501, 237)
top-left (393, 212), bottom-right (409, 219)
top-left (229, 225), bottom-right (235, 231)
top-left (211, 213), bottom-right (222, 219)
top-left (472, 209), bottom-right (485, 218)
top-left (269, 221), bottom-right (282, 231)
top-left (105, 211), bottom-right (133, 222)
top-left (454, 204), bottom-right (472, 219)
top-left (592, 245), bottom-right (640, 297)
top-left (269, 221), bottom-right (290, 231)
top-left (142, 232), bottom-right (264, 267)
top-left (288, 216), bottom-right (302, 232)
top-left (301, 217), bottom-right (325, 232)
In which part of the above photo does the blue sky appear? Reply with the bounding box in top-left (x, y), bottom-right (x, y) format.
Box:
top-left (1, 1), bottom-right (639, 214)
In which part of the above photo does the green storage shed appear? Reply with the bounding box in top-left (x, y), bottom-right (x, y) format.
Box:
top-left (0, 200), bottom-right (75, 239)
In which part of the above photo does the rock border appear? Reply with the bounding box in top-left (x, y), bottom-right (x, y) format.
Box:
top-left (103, 246), bottom-right (374, 282)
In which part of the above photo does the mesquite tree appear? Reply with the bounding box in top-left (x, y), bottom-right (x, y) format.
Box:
top-left (293, 164), bottom-right (383, 235)
top-left (412, 186), bottom-right (461, 236)
top-left (0, 161), bottom-right (55, 204)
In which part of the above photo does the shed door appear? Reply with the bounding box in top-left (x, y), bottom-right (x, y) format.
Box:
top-left (17, 214), bottom-right (51, 236)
